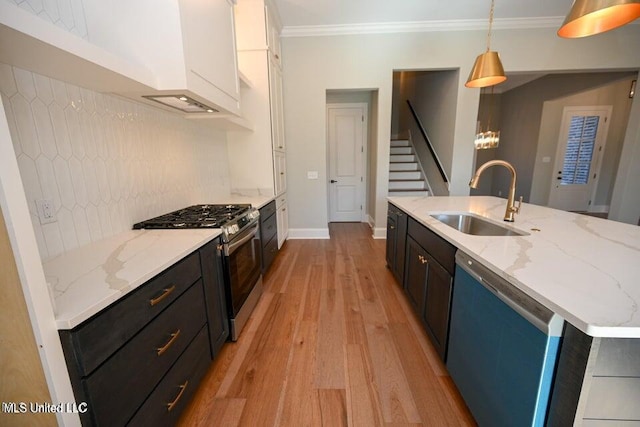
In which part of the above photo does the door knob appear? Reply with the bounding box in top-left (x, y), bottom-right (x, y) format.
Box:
top-left (330, 180), bottom-right (337, 183)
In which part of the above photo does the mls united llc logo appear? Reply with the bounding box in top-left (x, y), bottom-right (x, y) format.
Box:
top-left (2, 401), bottom-right (88, 414)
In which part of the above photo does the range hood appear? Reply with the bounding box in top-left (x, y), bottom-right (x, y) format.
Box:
top-left (143, 95), bottom-right (219, 114)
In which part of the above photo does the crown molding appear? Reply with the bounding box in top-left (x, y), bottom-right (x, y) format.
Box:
top-left (281, 16), bottom-right (567, 38)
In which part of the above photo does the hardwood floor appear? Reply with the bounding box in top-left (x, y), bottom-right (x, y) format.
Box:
top-left (179, 223), bottom-right (475, 427)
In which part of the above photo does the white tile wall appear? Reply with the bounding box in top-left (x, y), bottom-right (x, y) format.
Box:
top-left (0, 63), bottom-right (232, 261)
top-left (4, 0), bottom-right (88, 39)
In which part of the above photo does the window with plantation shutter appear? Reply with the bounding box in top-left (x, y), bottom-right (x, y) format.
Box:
top-left (560, 115), bottom-right (599, 185)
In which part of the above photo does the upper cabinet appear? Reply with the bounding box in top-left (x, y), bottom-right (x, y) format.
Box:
top-left (0, 0), bottom-right (244, 119)
top-left (83, 0), bottom-right (241, 116)
top-left (265, 4), bottom-right (282, 67)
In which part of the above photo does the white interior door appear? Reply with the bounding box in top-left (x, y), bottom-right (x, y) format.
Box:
top-left (548, 106), bottom-right (611, 211)
top-left (327, 104), bottom-right (366, 222)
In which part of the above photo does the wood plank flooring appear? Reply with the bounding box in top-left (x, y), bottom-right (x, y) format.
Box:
top-left (179, 223), bottom-right (476, 427)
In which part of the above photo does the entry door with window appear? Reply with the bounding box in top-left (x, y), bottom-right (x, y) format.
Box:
top-left (548, 106), bottom-right (611, 212)
top-left (327, 104), bottom-right (367, 222)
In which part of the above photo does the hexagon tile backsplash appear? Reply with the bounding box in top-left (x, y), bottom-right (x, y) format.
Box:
top-left (0, 63), bottom-right (232, 261)
top-left (5, 0), bottom-right (89, 39)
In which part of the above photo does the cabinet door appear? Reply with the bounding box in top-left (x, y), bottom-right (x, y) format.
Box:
top-left (386, 213), bottom-right (397, 270)
top-left (276, 196), bottom-right (288, 249)
top-left (274, 150), bottom-right (286, 195)
top-left (269, 54), bottom-right (285, 151)
top-left (181, 0), bottom-right (240, 105)
top-left (404, 236), bottom-right (428, 316)
top-left (393, 209), bottom-right (408, 285)
top-left (423, 253), bottom-right (453, 361)
top-left (265, 4), bottom-right (282, 67)
top-left (199, 239), bottom-right (229, 358)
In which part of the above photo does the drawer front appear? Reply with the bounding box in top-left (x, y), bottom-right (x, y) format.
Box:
top-left (261, 210), bottom-right (277, 244)
top-left (275, 193), bottom-right (287, 209)
top-left (408, 217), bottom-right (456, 275)
top-left (128, 327), bottom-right (211, 427)
top-left (262, 235), bottom-right (279, 274)
top-left (260, 201), bottom-right (277, 222)
top-left (70, 251), bottom-right (202, 376)
top-left (84, 282), bottom-right (208, 426)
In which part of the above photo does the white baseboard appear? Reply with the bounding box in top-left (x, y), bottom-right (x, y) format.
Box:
top-left (372, 227), bottom-right (386, 239)
top-left (589, 205), bottom-right (609, 213)
top-left (366, 214), bottom-right (375, 228)
top-left (287, 228), bottom-right (330, 239)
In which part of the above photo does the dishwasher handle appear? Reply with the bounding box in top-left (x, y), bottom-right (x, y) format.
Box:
top-left (455, 251), bottom-right (564, 337)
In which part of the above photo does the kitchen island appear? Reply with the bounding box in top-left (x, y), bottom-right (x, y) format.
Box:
top-left (388, 196), bottom-right (640, 425)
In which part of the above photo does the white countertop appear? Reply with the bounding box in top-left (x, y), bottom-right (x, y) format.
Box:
top-left (218, 193), bottom-right (275, 209)
top-left (44, 229), bottom-right (221, 330)
top-left (389, 196), bottom-right (640, 338)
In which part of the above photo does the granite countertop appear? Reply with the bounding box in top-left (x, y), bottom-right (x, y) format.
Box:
top-left (388, 196), bottom-right (640, 338)
top-left (44, 229), bottom-right (221, 330)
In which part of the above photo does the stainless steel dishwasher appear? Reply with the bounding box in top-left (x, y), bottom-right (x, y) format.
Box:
top-left (447, 251), bottom-right (564, 427)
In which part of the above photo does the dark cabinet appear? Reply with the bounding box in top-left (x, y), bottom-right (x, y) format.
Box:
top-left (199, 238), bottom-right (229, 358)
top-left (404, 217), bottom-right (456, 361)
top-left (422, 251), bottom-right (453, 358)
top-left (259, 200), bottom-right (278, 274)
top-left (386, 203), bottom-right (408, 285)
top-left (404, 236), bottom-right (428, 312)
top-left (60, 239), bottom-right (228, 426)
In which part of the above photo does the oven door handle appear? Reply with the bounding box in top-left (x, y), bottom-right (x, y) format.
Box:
top-left (225, 224), bottom-right (259, 256)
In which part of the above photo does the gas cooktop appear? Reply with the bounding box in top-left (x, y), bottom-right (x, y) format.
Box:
top-left (132, 204), bottom-right (253, 230)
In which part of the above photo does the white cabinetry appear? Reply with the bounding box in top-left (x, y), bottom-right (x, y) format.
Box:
top-left (269, 54), bottom-right (286, 152)
top-left (179, 0), bottom-right (240, 114)
top-left (0, 0), bottom-right (243, 118)
top-left (276, 194), bottom-right (288, 248)
top-left (83, 0), bottom-right (241, 115)
top-left (230, 0), bottom-right (288, 245)
top-left (274, 151), bottom-right (287, 195)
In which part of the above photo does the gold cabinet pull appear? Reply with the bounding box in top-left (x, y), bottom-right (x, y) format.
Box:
top-left (149, 285), bottom-right (176, 306)
top-left (166, 381), bottom-right (188, 412)
top-left (418, 255), bottom-right (428, 265)
top-left (156, 329), bottom-right (181, 356)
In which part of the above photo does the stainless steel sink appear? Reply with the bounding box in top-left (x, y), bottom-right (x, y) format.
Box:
top-left (431, 213), bottom-right (529, 236)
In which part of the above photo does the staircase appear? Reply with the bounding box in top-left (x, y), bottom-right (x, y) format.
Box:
top-left (388, 139), bottom-right (429, 197)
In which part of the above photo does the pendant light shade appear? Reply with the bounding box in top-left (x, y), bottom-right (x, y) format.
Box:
top-left (558, 0), bottom-right (640, 38)
top-left (465, 51), bottom-right (507, 88)
top-left (465, 0), bottom-right (506, 88)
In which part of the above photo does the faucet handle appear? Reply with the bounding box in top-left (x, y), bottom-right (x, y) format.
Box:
top-left (514, 196), bottom-right (523, 213)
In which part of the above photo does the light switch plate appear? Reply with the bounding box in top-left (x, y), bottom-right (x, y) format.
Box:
top-left (35, 199), bottom-right (57, 224)
top-left (307, 171), bottom-right (319, 180)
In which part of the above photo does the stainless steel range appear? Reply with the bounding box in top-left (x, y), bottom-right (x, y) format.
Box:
top-left (133, 204), bottom-right (262, 341)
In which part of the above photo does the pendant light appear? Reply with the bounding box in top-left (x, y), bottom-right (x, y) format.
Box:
top-left (558, 0), bottom-right (640, 38)
top-left (465, 0), bottom-right (507, 88)
top-left (474, 86), bottom-right (500, 149)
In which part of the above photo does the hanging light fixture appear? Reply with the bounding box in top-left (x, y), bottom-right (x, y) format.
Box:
top-left (474, 86), bottom-right (500, 149)
top-left (558, 0), bottom-right (640, 38)
top-left (465, 0), bottom-right (507, 88)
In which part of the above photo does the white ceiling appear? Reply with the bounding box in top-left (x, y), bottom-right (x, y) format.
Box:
top-left (272, 0), bottom-right (572, 28)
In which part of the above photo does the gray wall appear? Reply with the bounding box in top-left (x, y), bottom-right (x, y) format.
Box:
top-left (491, 72), bottom-right (637, 204)
top-left (395, 70), bottom-right (459, 195)
top-left (530, 77), bottom-right (635, 207)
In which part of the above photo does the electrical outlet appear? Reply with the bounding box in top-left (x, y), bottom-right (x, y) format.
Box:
top-left (307, 171), bottom-right (319, 180)
top-left (35, 199), bottom-right (57, 224)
